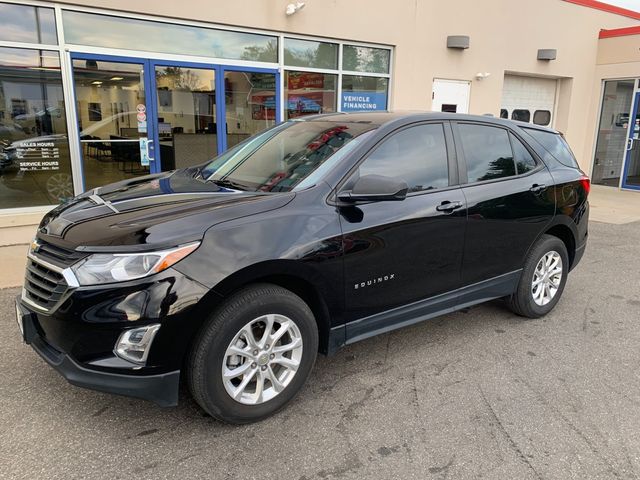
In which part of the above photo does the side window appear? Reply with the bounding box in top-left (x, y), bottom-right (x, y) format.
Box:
top-left (510, 133), bottom-right (537, 174)
top-left (500, 109), bottom-right (509, 119)
top-left (512, 109), bottom-right (531, 123)
top-left (458, 124), bottom-right (516, 182)
top-left (358, 124), bottom-right (449, 192)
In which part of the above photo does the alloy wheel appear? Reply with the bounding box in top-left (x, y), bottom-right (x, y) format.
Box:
top-left (222, 314), bottom-right (303, 405)
top-left (531, 250), bottom-right (563, 307)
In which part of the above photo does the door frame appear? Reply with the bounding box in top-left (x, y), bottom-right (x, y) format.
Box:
top-left (69, 52), bottom-right (158, 188)
top-left (70, 54), bottom-right (281, 183)
top-left (621, 90), bottom-right (640, 191)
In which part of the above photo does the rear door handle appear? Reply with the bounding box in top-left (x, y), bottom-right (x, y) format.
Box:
top-left (436, 200), bottom-right (463, 212)
top-left (530, 183), bottom-right (547, 193)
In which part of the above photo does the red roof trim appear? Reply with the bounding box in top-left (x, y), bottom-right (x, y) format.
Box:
top-left (563, 0), bottom-right (640, 20)
top-left (599, 25), bottom-right (640, 38)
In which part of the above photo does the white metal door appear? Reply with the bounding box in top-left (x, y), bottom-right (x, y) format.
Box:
top-left (501, 75), bottom-right (557, 127)
top-left (432, 79), bottom-right (471, 114)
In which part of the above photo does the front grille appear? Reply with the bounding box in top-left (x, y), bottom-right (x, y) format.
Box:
top-left (33, 241), bottom-right (85, 269)
top-left (22, 240), bottom-right (84, 312)
top-left (23, 258), bottom-right (70, 311)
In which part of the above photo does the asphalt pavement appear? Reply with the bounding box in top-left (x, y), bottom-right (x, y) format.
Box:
top-left (1, 219), bottom-right (640, 480)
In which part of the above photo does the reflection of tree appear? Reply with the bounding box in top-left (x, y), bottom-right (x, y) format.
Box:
top-left (477, 156), bottom-right (516, 181)
top-left (283, 42), bottom-right (337, 69)
top-left (342, 46), bottom-right (389, 73)
top-left (242, 40), bottom-right (278, 63)
top-left (156, 67), bottom-right (205, 91)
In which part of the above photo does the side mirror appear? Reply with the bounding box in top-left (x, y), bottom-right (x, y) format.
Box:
top-left (338, 174), bottom-right (408, 203)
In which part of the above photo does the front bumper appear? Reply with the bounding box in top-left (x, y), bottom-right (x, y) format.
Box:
top-left (18, 302), bottom-right (180, 406)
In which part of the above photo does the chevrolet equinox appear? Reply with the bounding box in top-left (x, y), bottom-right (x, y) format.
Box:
top-left (15, 112), bottom-right (589, 423)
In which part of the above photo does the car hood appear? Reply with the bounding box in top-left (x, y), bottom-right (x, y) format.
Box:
top-left (38, 168), bottom-right (295, 251)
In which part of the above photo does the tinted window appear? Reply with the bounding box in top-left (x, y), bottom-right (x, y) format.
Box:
top-left (510, 133), bottom-right (537, 174)
top-left (202, 121), bottom-right (375, 192)
top-left (500, 109), bottom-right (508, 119)
top-left (359, 124), bottom-right (449, 192)
top-left (533, 110), bottom-right (551, 126)
top-left (458, 124), bottom-right (516, 182)
top-left (512, 109), bottom-right (531, 122)
top-left (284, 38), bottom-right (338, 69)
top-left (342, 45), bottom-right (390, 74)
top-left (524, 128), bottom-right (580, 169)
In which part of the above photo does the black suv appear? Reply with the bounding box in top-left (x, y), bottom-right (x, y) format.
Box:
top-left (16, 112), bottom-right (589, 423)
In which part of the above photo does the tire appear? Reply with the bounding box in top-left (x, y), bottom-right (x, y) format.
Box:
top-left (508, 234), bottom-right (569, 319)
top-left (188, 283), bottom-right (318, 424)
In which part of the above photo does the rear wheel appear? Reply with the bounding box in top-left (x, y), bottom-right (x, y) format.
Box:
top-left (188, 283), bottom-right (318, 424)
top-left (508, 234), bottom-right (569, 318)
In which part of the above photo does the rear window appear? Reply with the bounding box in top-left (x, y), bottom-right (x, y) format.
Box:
top-left (523, 128), bottom-right (580, 169)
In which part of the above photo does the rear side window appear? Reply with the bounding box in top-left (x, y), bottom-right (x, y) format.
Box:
top-left (358, 123), bottom-right (449, 192)
top-left (458, 124), bottom-right (516, 182)
top-left (524, 128), bottom-right (580, 169)
top-left (510, 133), bottom-right (537, 174)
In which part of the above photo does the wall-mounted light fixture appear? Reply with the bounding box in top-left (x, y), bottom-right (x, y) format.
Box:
top-left (447, 35), bottom-right (470, 50)
top-left (286, 2), bottom-right (306, 15)
top-left (537, 49), bottom-right (557, 61)
top-left (475, 72), bottom-right (491, 80)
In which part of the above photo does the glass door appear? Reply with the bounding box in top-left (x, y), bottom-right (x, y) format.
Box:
top-left (151, 63), bottom-right (218, 171)
top-left (222, 67), bottom-right (279, 151)
top-left (622, 91), bottom-right (640, 190)
top-left (71, 55), bottom-right (156, 190)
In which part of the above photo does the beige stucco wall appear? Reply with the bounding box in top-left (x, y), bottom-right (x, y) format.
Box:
top-left (48, 0), bottom-right (640, 171)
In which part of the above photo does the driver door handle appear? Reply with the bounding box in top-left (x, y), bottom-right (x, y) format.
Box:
top-left (436, 200), bottom-right (463, 212)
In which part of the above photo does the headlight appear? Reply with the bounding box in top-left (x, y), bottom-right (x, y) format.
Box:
top-left (71, 242), bottom-right (200, 286)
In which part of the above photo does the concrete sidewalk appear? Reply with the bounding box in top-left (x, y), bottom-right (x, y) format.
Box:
top-left (0, 185), bottom-right (638, 288)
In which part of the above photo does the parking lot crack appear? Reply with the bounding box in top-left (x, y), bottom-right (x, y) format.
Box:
top-left (478, 384), bottom-right (544, 480)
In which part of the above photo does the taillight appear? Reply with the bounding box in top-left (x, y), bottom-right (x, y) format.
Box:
top-left (579, 175), bottom-right (591, 196)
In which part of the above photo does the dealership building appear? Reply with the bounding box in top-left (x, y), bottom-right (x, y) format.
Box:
top-left (1, 0), bottom-right (640, 232)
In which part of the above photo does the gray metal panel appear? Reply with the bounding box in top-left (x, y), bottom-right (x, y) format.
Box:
top-left (537, 49), bottom-right (557, 61)
top-left (447, 35), bottom-right (470, 49)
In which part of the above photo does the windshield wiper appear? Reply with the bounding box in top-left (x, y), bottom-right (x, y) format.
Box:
top-left (208, 178), bottom-right (249, 191)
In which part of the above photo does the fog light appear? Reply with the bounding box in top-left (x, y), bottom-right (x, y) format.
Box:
top-left (114, 324), bottom-right (161, 364)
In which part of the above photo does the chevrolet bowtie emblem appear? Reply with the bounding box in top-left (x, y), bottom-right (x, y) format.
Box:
top-left (30, 240), bottom-right (41, 254)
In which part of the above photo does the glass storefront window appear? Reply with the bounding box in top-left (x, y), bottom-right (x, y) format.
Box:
top-left (341, 75), bottom-right (388, 112)
top-left (0, 3), bottom-right (57, 44)
top-left (284, 38), bottom-right (338, 70)
top-left (285, 71), bottom-right (336, 120)
top-left (224, 71), bottom-right (276, 149)
top-left (155, 66), bottom-right (216, 170)
top-left (0, 48), bottom-right (71, 208)
top-left (63, 11), bottom-right (278, 63)
top-left (592, 80), bottom-right (635, 186)
top-left (72, 59), bottom-right (150, 190)
top-left (342, 45), bottom-right (390, 74)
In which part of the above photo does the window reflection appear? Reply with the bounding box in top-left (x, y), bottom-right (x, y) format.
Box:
top-left (155, 66), bottom-right (216, 170)
top-left (225, 71), bottom-right (276, 149)
top-left (284, 38), bottom-right (338, 69)
top-left (0, 48), bottom-right (71, 208)
top-left (458, 124), bottom-right (516, 182)
top-left (0, 3), bottom-right (57, 44)
top-left (63, 11), bottom-right (278, 63)
top-left (285, 71), bottom-right (336, 120)
top-left (342, 45), bottom-right (390, 74)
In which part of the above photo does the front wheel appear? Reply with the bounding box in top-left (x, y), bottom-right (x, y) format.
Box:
top-left (508, 234), bottom-right (569, 318)
top-left (188, 284), bottom-right (318, 424)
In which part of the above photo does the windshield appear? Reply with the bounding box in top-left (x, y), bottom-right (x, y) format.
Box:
top-left (200, 120), bottom-right (377, 192)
